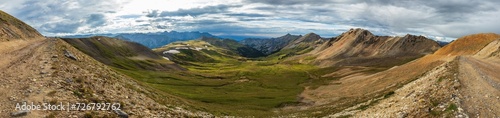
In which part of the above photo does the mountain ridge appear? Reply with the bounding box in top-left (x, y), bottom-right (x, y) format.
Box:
top-left (307, 28), bottom-right (441, 67)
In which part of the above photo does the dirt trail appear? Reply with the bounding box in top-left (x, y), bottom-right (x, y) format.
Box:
top-left (0, 38), bottom-right (53, 117)
top-left (458, 56), bottom-right (500, 117)
top-left (343, 55), bottom-right (500, 117)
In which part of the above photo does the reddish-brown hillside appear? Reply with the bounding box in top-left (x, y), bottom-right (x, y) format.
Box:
top-left (0, 10), bottom-right (42, 41)
top-left (435, 33), bottom-right (500, 56)
top-left (311, 28), bottom-right (441, 67)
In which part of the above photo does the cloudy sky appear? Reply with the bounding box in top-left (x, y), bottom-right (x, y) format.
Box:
top-left (1, 0), bottom-right (500, 41)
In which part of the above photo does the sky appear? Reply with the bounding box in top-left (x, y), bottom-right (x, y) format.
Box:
top-left (1, 0), bottom-right (500, 41)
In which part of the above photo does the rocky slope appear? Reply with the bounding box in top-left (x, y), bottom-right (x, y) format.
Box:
top-left (308, 28), bottom-right (441, 67)
top-left (240, 33), bottom-right (301, 55)
top-left (0, 10), bottom-right (42, 41)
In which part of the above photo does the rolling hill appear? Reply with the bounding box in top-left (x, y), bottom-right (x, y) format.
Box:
top-left (62, 36), bottom-right (186, 71)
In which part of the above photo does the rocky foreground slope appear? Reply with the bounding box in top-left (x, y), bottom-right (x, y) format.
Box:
top-left (0, 10), bottom-right (207, 117)
top-left (330, 33), bottom-right (500, 117)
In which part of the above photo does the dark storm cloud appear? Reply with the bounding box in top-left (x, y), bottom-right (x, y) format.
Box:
top-left (158, 5), bottom-right (241, 17)
top-left (6, 0), bottom-right (121, 35)
top-left (40, 22), bottom-right (83, 33)
top-left (243, 0), bottom-right (341, 5)
top-left (242, 0), bottom-right (500, 38)
top-left (145, 10), bottom-right (161, 18)
top-left (3, 0), bottom-right (499, 40)
top-left (87, 14), bottom-right (107, 28)
top-left (226, 13), bottom-right (269, 17)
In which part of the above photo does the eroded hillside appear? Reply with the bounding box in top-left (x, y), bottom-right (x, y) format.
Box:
top-left (0, 10), bottom-right (42, 41)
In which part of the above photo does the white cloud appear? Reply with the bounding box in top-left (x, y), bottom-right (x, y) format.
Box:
top-left (0, 0), bottom-right (499, 40)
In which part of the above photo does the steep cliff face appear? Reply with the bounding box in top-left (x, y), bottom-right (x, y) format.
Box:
top-left (311, 28), bottom-right (441, 67)
top-left (0, 10), bottom-right (42, 41)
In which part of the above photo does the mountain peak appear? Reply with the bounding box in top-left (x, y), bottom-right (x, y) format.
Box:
top-left (347, 28), bottom-right (373, 36)
top-left (0, 10), bottom-right (42, 41)
top-left (292, 32), bottom-right (321, 44)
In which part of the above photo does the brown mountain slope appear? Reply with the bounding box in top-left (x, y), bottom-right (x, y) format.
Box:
top-left (435, 33), bottom-right (500, 56)
top-left (307, 28), bottom-right (441, 67)
top-left (284, 33), bottom-right (324, 49)
top-left (0, 10), bottom-right (42, 41)
top-left (475, 39), bottom-right (500, 58)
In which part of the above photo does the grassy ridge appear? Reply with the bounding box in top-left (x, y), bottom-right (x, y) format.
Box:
top-left (62, 37), bottom-right (185, 71)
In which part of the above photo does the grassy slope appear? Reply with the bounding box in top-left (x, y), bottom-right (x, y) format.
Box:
top-left (62, 36), bottom-right (185, 71)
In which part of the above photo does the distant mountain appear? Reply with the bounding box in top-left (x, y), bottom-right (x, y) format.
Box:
top-left (115, 31), bottom-right (217, 49)
top-left (267, 33), bottom-right (327, 60)
top-left (436, 41), bottom-right (449, 47)
top-left (200, 37), bottom-right (265, 58)
top-left (240, 33), bottom-right (301, 55)
top-left (0, 10), bottom-right (42, 41)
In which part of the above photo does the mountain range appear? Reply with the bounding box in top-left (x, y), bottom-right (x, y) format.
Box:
top-left (62, 31), bottom-right (218, 49)
top-left (1, 9), bottom-right (500, 117)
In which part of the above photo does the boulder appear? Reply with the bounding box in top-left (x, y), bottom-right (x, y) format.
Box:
top-left (11, 110), bottom-right (29, 117)
top-left (63, 50), bottom-right (78, 60)
top-left (114, 109), bottom-right (129, 118)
